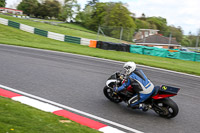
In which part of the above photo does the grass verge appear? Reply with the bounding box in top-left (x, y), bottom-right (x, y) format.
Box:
top-left (0, 96), bottom-right (100, 133)
top-left (0, 14), bottom-right (121, 43)
top-left (0, 24), bottom-right (199, 76)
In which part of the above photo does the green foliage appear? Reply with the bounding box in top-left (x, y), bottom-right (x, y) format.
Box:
top-left (58, 0), bottom-right (80, 21)
top-left (36, 0), bottom-right (61, 18)
top-left (135, 19), bottom-right (150, 30)
top-left (181, 36), bottom-right (192, 46)
top-left (77, 2), bottom-right (136, 41)
top-left (75, 5), bottom-right (94, 28)
top-left (17, 0), bottom-right (61, 19)
top-left (146, 17), bottom-right (168, 33)
top-left (187, 35), bottom-right (199, 47)
top-left (0, 0), bottom-right (6, 7)
top-left (168, 25), bottom-right (183, 42)
top-left (89, 2), bottom-right (107, 30)
top-left (103, 2), bottom-right (136, 28)
top-left (17, 0), bottom-right (39, 16)
top-left (0, 14), bottom-right (120, 42)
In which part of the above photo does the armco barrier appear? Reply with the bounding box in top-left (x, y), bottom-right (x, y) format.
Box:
top-left (8, 20), bottom-right (20, 29)
top-left (143, 47), bottom-right (155, 56)
top-left (64, 35), bottom-right (81, 44)
top-left (81, 38), bottom-right (91, 46)
top-left (20, 24), bottom-right (34, 33)
top-left (34, 28), bottom-right (48, 37)
top-left (154, 48), bottom-right (168, 57)
top-left (195, 53), bottom-right (200, 62)
top-left (179, 51), bottom-right (196, 61)
top-left (0, 17), bottom-right (96, 47)
top-left (130, 45), bottom-right (145, 54)
top-left (166, 51), bottom-right (180, 59)
top-left (0, 17), bottom-right (8, 25)
top-left (48, 32), bottom-right (65, 41)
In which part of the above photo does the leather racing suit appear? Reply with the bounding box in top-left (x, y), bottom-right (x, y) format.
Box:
top-left (116, 69), bottom-right (155, 107)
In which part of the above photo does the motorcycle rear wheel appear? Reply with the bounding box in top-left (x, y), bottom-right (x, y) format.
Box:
top-left (153, 98), bottom-right (179, 119)
top-left (103, 86), bottom-right (122, 103)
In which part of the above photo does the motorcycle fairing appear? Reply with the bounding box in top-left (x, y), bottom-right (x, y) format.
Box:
top-left (159, 85), bottom-right (180, 94)
top-left (152, 85), bottom-right (180, 100)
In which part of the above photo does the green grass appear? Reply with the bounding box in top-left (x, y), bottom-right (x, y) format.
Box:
top-left (0, 24), bottom-right (199, 76)
top-left (31, 18), bottom-right (63, 22)
top-left (58, 23), bottom-right (96, 33)
top-left (30, 19), bottom-right (95, 33)
top-left (0, 14), bottom-right (121, 42)
top-left (0, 96), bottom-right (100, 133)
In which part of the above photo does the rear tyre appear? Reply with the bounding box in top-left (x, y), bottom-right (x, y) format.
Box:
top-left (103, 86), bottom-right (122, 103)
top-left (153, 98), bottom-right (179, 119)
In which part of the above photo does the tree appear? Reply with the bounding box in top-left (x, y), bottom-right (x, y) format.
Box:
top-left (139, 13), bottom-right (146, 20)
top-left (77, 2), bottom-right (137, 41)
top-left (0, 0), bottom-right (6, 7)
top-left (135, 19), bottom-right (150, 30)
top-left (59, 0), bottom-right (80, 21)
top-left (42, 0), bottom-right (61, 18)
top-left (102, 2), bottom-right (136, 41)
top-left (75, 5), bottom-right (94, 28)
top-left (17, 0), bottom-right (39, 16)
top-left (146, 17), bottom-right (168, 33)
top-left (167, 25), bottom-right (183, 43)
top-left (188, 35), bottom-right (197, 47)
top-left (181, 36), bottom-right (192, 47)
top-left (88, 2), bottom-right (107, 30)
top-left (86, 0), bottom-right (99, 7)
top-left (103, 3), bottom-right (136, 27)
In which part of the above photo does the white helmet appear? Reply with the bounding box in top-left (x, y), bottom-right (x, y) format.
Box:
top-left (123, 62), bottom-right (136, 75)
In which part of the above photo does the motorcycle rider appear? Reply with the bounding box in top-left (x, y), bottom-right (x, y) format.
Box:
top-left (114, 61), bottom-right (155, 110)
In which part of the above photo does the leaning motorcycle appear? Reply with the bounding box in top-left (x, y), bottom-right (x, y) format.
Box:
top-left (103, 72), bottom-right (180, 119)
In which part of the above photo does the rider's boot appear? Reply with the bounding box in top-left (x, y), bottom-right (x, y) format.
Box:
top-left (129, 103), bottom-right (147, 110)
top-left (139, 103), bottom-right (152, 112)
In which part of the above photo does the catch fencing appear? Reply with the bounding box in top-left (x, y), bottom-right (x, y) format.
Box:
top-left (97, 26), bottom-right (134, 42)
top-left (0, 17), bottom-right (199, 62)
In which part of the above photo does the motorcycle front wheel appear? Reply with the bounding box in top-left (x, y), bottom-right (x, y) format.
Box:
top-left (103, 86), bottom-right (122, 103)
top-left (153, 98), bottom-right (179, 119)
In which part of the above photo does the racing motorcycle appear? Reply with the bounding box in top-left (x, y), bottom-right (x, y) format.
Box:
top-left (103, 71), bottom-right (180, 119)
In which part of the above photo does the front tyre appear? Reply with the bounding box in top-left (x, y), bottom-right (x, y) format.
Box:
top-left (153, 98), bottom-right (179, 119)
top-left (103, 86), bottom-right (122, 103)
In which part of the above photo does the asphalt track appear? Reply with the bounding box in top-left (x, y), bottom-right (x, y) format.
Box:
top-left (0, 44), bottom-right (200, 133)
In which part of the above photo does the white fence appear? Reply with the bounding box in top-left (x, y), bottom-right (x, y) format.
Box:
top-left (20, 24), bottom-right (34, 33)
top-left (47, 32), bottom-right (65, 42)
top-left (0, 17), bottom-right (96, 46)
top-left (0, 18), bottom-right (8, 25)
